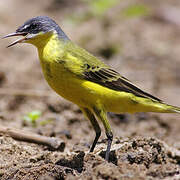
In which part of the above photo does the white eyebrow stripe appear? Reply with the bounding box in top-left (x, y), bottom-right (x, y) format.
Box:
top-left (23, 24), bottom-right (30, 29)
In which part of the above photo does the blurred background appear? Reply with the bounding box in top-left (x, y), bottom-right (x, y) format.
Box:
top-left (0, 0), bottom-right (180, 156)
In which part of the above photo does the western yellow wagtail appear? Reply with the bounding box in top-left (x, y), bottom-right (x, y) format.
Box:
top-left (3, 16), bottom-right (180, 161)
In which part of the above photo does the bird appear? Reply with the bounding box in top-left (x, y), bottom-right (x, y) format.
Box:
top-left (3, 16), bottom-right (180, 161)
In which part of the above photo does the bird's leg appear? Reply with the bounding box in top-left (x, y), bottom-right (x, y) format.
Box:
top-left (81, 107), bottom-right (101, 152)
top-left (93, 106), bottom-right (113, 161)
top-left (105, 131), bottom-right (113, 161)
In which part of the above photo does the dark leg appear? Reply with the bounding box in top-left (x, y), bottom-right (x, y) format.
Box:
top-left (93, 106), bottom-right (113, 161)
top-left (81, 107), bottom-right (101, 152)
top-left (105, 131), bottom-right (113, 161)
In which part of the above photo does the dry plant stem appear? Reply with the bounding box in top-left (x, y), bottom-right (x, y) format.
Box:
top-left (0, 126), bottom-right (65, 151)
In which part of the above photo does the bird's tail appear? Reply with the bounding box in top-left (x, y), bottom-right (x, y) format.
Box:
top-left (160, 103), bottom-right (180, 113)
top-left (169, 105), bottom-right (180, 113)
top-left (144, 100), bottom-right (180, 114)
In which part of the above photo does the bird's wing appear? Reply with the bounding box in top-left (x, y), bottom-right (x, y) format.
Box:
top-left (82, 66), bottom-right (162, 102)
top-left (60, 44), bottom-right (162, 102)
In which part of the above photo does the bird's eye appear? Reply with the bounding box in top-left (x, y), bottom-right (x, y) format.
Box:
top-left (30, 23), bottom-right (37, 29)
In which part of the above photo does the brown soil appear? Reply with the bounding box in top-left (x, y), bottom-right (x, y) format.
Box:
top-left (0, 0), bottom-right (180, 179)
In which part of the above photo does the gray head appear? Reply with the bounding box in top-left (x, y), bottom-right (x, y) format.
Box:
top-left (3, 16), bottom-right (69, 47)
top-left (16, 16), bottom-right (68, 39)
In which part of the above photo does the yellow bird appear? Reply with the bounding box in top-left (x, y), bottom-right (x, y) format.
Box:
top-left (3, 16), bottom-right (180, 161)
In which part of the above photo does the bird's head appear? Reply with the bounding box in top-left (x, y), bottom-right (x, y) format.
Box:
top-left (3, 16), bottom-right (69, 47)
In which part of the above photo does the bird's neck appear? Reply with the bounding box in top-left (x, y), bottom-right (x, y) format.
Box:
top-left (37, 33), bottom-right (68, 63)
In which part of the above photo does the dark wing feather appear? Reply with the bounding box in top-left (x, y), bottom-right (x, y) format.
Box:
top-left (83, 67), bottom-right (162, 102)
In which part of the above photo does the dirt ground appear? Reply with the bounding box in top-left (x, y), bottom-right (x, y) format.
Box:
top-left (0, 0), bottom-right (180, 179)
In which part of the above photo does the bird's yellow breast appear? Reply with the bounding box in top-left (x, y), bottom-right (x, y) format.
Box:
top-left (36, 34), bottom-right (95, 106)
top-left (37, 37), bottom-right (108, 108)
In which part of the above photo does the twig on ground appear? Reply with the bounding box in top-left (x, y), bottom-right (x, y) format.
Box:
top-left (0, 126), bottom-right (65, 151)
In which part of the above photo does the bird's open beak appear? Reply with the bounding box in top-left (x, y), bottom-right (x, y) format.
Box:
top-left (2, 32), bottom-right (28, 48)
